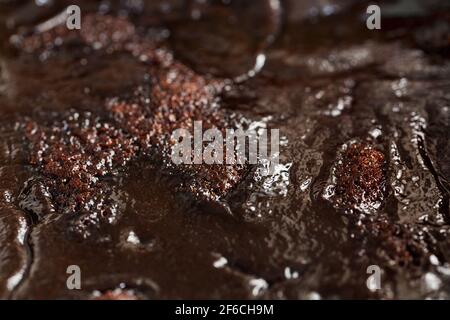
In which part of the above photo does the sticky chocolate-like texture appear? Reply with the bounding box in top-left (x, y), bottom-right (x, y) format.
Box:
top-left (20, 13), bottom-right (244, 214)
top-left (0, 0), bottom-right (449, 299)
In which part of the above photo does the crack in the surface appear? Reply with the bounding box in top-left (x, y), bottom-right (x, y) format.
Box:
top-left (416, 135), bottom-right (450, 224)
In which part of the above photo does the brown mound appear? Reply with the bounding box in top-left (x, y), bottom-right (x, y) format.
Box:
top-left (334, 142), bottom-right (386, 210)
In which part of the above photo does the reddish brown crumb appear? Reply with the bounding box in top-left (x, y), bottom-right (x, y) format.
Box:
top-left (366, 219), bottom-right (428, 267)
top-left (92, 289), bottom-right (138, 300)
top-left (20, 14), bottom-right (245, 230)
top-left (80, 15), bottom-right (136, 50)
top-left (105, 58), bottom-right (242, 201)
top-left (17, 14), bottom-right (136, 53)
top-left (24, 112), bottom-right (137, 227)
top-left (330, 143), bottom-right (432, 268)
top-left (334, 142), bottom-right (385, 210)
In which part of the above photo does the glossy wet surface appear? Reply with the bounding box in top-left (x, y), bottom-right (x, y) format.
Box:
top-left (0, 0), bottom-right (449, 299)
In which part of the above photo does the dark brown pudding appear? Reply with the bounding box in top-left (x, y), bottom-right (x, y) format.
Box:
top-left (0, 0), bottom-right (449, 299)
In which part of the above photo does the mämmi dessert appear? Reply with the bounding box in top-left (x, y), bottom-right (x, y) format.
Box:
top-left (0, 0), bottom-right (449, 299)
